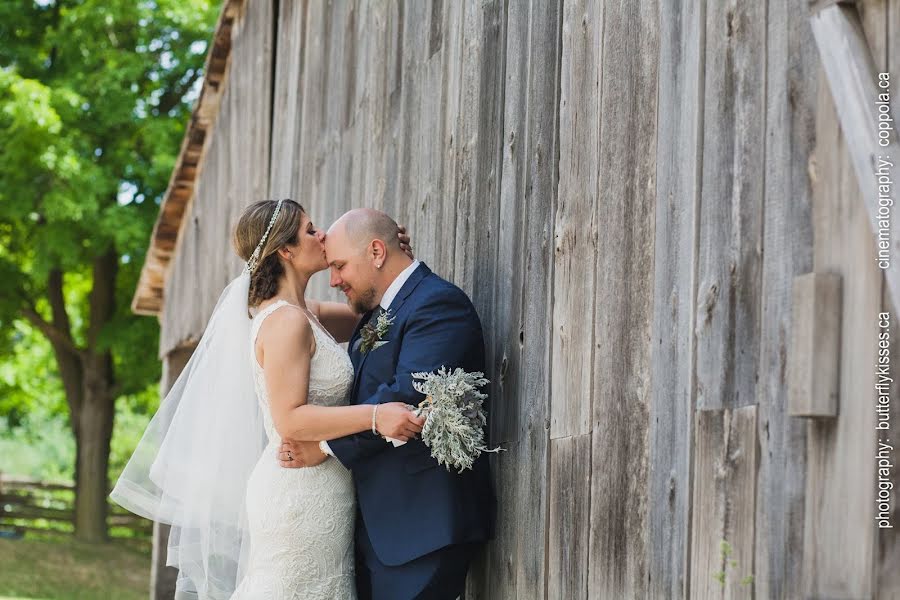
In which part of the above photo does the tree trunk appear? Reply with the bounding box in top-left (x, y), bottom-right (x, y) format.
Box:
top-left (71, 249), bottom-right (119, 542)
top-left (73, 352), bottom-right (115, 543)
top-left (24, 251), bottom-right (119, 541)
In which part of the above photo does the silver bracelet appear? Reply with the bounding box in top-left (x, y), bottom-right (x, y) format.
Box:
top-left (371, 404), bottom-right (379, 435)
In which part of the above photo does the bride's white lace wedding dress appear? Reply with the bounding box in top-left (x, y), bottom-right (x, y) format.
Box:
top-left (231, 300), bottom-right (357, 599)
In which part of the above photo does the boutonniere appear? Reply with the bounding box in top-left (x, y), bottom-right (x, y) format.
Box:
top-left (359, 309), bottom-right (395, 354)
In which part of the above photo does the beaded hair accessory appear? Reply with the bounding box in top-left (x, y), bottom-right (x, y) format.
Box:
top-left (244, 199), bottom-right (284, 275)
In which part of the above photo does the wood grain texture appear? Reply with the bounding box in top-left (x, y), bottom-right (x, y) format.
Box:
top-left (451, 0), bottom-right (505, 319)
top-left (132, 1), bottom-right (243, 315)
top-left (435, 0), bottom-right (462, 280)
top-left (143, 0), bottom-right (900, 595)
top-left (810, 4), bottom-right (900, 305)
top-left (753, 2), bottom-right (815, 596)
top-left (876, 282), bottom-right (900, 595)
top-left (649, 0), bottom-right (705, 597)
top-left (548, 434), bottom-right (591, 600)
top-left (694, 0), bottom-right (765, 412)
top-left (268, 0), bottom-right (307, 198)
top-left (876, 0), bottom-right (900, 594)
top-left (802, 78), bottom-right (882, 599)
top-left (588, 0), bottom-right (658, 597)
top-left (161, 0), bottom-right (273, 354)
top-left (787, 273), bottom-right (842, 417)
top-left (474, 1), bottom-right (561, 598)
top-left (293, 0), bottom-right (333, 302)
top-left (688, 406), bottom-right (758, 600)
top-left (549, 0), bottom-right (600, 441)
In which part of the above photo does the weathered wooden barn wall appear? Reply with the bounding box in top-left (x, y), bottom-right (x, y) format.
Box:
top-left (137, 0), bottom-right (900, 598)
top-left (161, 0), bottom-right (274, 354)
top-left (801, 2), bottom-right (900, 598)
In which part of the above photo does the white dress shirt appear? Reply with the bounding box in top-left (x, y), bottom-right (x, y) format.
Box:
top-left (379, 259), bottom-right (420, 310)
top-left (319, 260), bottom-right (421, 457)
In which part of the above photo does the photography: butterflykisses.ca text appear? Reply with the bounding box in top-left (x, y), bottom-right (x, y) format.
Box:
top-left (876, 311), bottom-right (893, 529)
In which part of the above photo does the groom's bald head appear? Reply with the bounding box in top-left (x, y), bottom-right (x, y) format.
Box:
top-left (328, 208), bottom-right (402, 252)
top-left (324, 208), bottom-right (410, 313)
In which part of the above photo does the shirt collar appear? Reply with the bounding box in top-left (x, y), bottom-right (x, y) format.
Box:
top-left (380, 260), bottom-right (420, 310)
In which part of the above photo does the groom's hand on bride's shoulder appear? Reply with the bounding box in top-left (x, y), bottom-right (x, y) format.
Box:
top-left (397, 225), bottom-right (414, 260)
top-left (277, 440), bottom-right (328, 469)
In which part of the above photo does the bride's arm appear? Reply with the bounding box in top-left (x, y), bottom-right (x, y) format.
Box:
top-left (260, 309), bottom-right (421, 442)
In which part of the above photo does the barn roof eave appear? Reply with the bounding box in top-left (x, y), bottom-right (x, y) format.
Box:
top-left (130, 0), bottom-right (244, 317)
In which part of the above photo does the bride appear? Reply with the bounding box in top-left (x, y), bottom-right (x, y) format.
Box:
top-left (111, 199), bottom-right (424, 599)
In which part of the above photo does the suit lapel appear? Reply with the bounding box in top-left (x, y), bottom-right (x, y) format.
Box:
top-left (350, 263), bottom-right (432, 402)
top-left (349, 310), bottom-right (375, 374)
top-left (383, 262), bottom-right (431, 316)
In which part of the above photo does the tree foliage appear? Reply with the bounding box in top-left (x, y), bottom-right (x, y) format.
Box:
top-left (0, 0), bottom-right (217, 344)
top-left (0, 0), bottom-right (219, 539)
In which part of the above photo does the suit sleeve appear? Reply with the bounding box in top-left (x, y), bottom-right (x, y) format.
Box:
top-left (327, 289), bottom-right (484, 471)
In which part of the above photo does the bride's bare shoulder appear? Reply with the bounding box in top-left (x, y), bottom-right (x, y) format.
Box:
top-left (256, 304), bottom-right (316, 356)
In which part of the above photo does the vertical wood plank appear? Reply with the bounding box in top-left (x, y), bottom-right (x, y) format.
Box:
top-left (550, 0), bottom-right (601, 440)
top-left (297, 1), bottom-right (340, 301)
top-left (316, 0), bottom-right (351, 247)
top-left (588, 0), bottom-right (658, 597)
top-left (465, 4), bottom-right (523, 599)
top-left (688, 406), bottom-right (758, 600)
top-left (356, 1), bottom-right (388, 213)
top-left (548, 434), bottom-right (591, 600)
top-left (268, 0), bottom-right (307, 197)
top-left (451, 0), bottom-right (505, 314)
top-left (409, 3), bottom-right (446, 271)
top-left (471, 1), bottom-right (561, 598)
top-left (545, 2), bottom-right (601, 596)
top-left (433, 0), bottom-right (462, 281)
top-left (694, 0), bottom-right (766, 411)
top-left (379, 1), bottom-right (405, 227)
top-left (650, 0), bottom-right (705, 597)
top-left (475, 440), bottom-right (519, 600)
top-left (394, 0), bottom-right (429, 271)
top-left (753, 2), bottom-right (815, 597)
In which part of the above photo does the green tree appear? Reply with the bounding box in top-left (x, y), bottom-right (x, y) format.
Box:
top-left (0, 0), bottom-right (218, 542)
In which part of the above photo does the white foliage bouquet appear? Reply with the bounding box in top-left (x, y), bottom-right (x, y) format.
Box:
top-left (409, 366), bottom-right (502, 473)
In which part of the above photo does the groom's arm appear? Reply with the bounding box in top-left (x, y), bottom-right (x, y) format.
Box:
top-left (327, 289), bottom-right (484, 471)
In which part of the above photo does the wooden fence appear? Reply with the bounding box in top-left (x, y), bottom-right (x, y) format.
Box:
top-left (0, 473), bottom-right (152, 545)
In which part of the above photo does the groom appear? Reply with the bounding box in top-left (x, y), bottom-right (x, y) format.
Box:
top-left (280, 208), bottom-right (495, 600)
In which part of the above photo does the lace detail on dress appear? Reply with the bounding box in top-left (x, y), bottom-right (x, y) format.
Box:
top-left (248, 300), bottom-right (355, 442)
top-left (231, 300), bottom-right (357, 600)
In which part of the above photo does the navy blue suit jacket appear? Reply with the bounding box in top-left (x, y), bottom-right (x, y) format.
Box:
top-left (327, 263), bottom-right (495, 566)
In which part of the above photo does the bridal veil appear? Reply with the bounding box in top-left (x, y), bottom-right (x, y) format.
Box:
top-left (111, 271), bottom-right (268, 600)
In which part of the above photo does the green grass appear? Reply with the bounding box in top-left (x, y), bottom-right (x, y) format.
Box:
top-left (0, 535), bottom-right (150, 600)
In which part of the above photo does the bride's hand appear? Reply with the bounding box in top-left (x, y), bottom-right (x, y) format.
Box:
top-left (277, 440), bottom-right (328, 469)
top-left (398, 225), bottom-right (414, 260)
top-left (375, 402), bottom-right (425, 441)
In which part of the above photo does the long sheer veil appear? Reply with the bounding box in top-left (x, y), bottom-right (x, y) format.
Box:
top-left (111, 270), bottom-right (268, 600)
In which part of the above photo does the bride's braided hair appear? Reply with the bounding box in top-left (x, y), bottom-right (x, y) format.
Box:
top-left (232, 199), bottom-right (305, 309)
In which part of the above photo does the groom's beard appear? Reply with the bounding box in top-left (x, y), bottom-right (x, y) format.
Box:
top-left (349, 286), bottom-right (378, 314)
